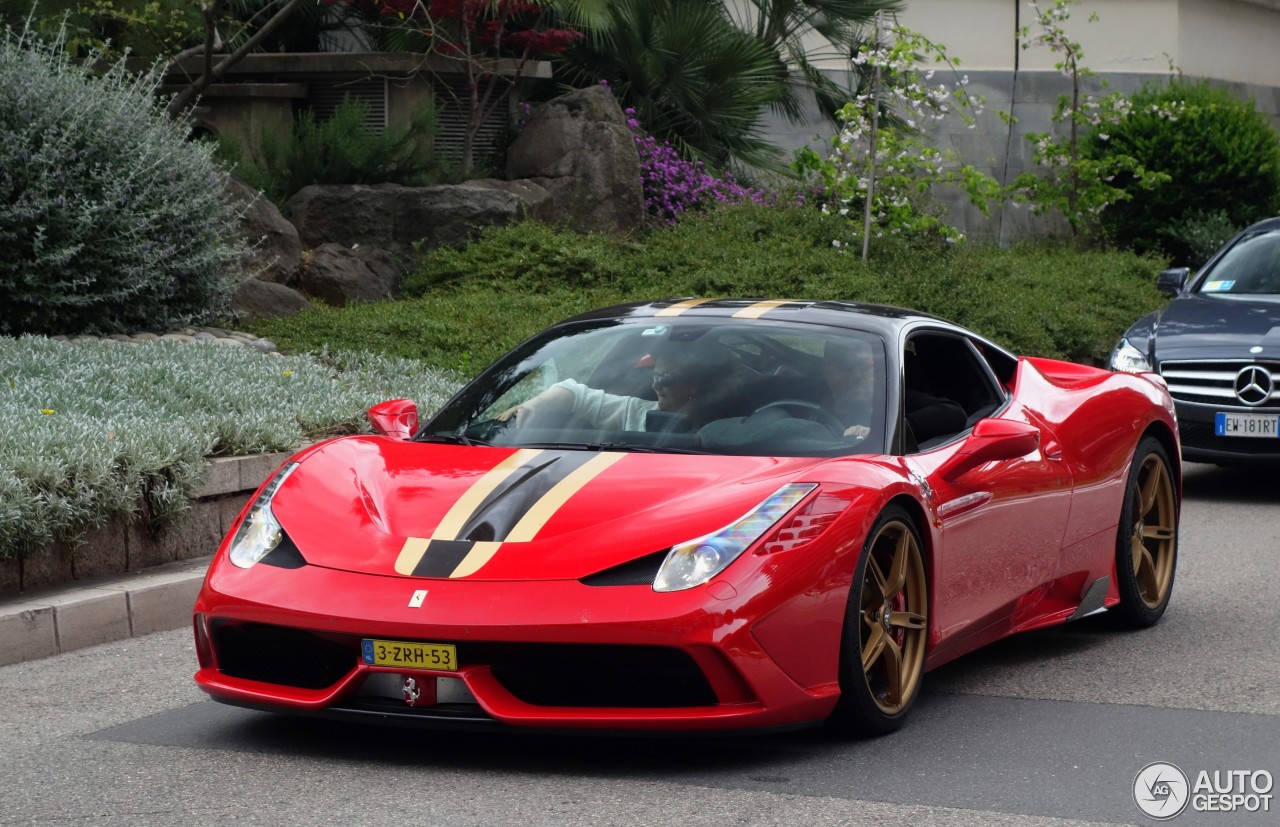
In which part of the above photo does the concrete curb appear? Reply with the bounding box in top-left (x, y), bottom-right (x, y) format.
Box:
top-left (0, 556), bottom-right (210, 667)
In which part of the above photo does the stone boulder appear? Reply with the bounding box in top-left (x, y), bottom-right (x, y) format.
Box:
top-left (225, 177), bottom-right (303, 285)
top-left (286, 179), bottom-right (552, 259)
top-left (298, 243), bottom-right (404, 306)
top-left (506, 85), bottom-right (643, 236)
top-left (230, 278), bottom-right (311, 321)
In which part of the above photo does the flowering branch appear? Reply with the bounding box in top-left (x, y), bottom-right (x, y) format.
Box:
top-left (796, 20), bottom-right (1002, 248)
top-left (1011, 0), bottom-right (1170, 235)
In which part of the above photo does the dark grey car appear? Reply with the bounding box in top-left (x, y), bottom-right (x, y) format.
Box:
top-left (1111, 217), bottom-right (1280, 463)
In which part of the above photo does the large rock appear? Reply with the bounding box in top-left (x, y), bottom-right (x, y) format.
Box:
top-left (286, 180), bottom-right (552, 258)
top-left (506, 85), bottom-right (643, 236)
top-left (225, 177), bottom-right (303, 285)
top-left (230, 278), bottom-right (311, 321)
top-left (299, 243), bottom-right (403, 306)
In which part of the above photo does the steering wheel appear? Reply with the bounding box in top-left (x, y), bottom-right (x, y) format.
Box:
top-left (465, 417), bottom-right (513, 442)
top-left (750, 399), bottom-right (846, 438)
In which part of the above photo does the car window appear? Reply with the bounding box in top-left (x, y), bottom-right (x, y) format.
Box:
top-left (1198, 230), bottom-right (1280, 296)
top-left (425, 319), bottom-right (889, 457)
top-left (902, 331), bottom-right (1007, 452)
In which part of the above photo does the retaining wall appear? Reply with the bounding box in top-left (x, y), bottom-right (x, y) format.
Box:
top-left (0, 451), bottom-right (290, 596)
top-left (0, 451), bottom-right (291, 666)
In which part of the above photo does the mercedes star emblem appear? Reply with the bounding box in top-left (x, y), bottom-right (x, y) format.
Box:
top-left (1233, 365), bottom-right (1274, 407)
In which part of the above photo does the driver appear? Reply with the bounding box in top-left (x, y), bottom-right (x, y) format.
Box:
top-left (820, 339), bottom-right (875, 439)
top-left (497, 342), bottom-right (736, 431)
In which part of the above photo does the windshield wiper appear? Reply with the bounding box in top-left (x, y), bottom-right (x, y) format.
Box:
top-left (414, 433), bottom-right (492, 447)
top-left (518, 441), bottom-right (710, 455)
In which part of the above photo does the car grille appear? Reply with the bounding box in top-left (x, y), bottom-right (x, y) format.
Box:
top-left (210, 622), bottom-right (718, 708)
top-left (477, 642), bottom-right (717, 707)
top-left (1159, 359), bottom-right (1280, 408)
top-left (213, 622), bottom-right (354, 690)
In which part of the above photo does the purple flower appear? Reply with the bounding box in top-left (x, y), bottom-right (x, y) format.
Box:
top-left (622, 110), bottom-right (772, 224)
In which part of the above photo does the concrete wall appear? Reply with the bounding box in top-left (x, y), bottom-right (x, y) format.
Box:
top-left (163, 53), bottom-right (550, 160)
top-left (756, 0), bottom-right (1280, 242)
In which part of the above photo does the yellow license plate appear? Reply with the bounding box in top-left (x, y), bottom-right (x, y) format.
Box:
top-left (361, 639), bottom-right (457, 671)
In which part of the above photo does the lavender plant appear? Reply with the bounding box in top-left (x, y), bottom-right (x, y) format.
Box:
top-left (0, 26), bottom-right (244, 336)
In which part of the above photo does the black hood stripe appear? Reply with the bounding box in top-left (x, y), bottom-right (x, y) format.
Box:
top-left (395, 450), bottom-right (626, 578)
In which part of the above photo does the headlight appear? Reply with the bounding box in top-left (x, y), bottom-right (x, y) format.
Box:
top-left (228, 462), bottom-right (299, 569)
top-left (1109, 338), bottom-right (1151, 373)
top-left (653, 483), bottom-right (817, 592)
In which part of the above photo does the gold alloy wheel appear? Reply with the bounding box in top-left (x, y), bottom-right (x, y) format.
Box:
top-left (859, 520), bottom-right (928, 715)
top-left (1129, 453), bottom-right (1177, 609)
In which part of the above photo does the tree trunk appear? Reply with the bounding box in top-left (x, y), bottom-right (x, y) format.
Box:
top-left (166, 0), bottom-right (306, 120)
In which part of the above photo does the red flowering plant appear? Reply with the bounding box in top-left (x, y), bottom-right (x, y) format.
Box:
top-left (347, 1), bottom-right (578, 55)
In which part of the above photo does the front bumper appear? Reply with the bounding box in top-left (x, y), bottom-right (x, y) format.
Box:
top-left (1174, 401), bottom-right (1280, 464)
top-left (193, 556), bottom-right (846, 732)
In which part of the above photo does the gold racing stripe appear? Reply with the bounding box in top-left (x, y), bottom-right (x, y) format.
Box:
top-left (732, 299), bottom-right (796, 319)
top-left (394, 537), bottom-right (431, 576)
top-left (393, 448), bottom-right (543, 576)
top-left (655, 298), bottom-right (714, 317)
top-left (448, 452), bottom-right (627, 576)
top-left (503, 452), bottom-right (627, 543)
top-left (445, 541), bottom-right (503, 579)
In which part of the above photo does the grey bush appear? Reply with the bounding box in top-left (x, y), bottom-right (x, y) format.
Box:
top-left (0, 337), bottom-right (462, 561)
top-left (0, 27), bottom-right (244, 335)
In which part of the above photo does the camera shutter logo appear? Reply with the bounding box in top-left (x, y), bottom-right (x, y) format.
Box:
top-left (1134, 762), bottom-right (1190, 820)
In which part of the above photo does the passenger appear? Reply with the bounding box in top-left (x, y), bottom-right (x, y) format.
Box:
top-left (497, 342), bottom-right (737, 431)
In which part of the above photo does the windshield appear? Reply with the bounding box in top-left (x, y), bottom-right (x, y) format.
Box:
top-left (1197, 230), bottom-right (1280, 297)
top-left (422, 318), bottom-right (889, 457)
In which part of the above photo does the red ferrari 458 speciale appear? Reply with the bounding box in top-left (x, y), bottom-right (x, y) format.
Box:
top-left (194, 298), bottom-right (1180, 735)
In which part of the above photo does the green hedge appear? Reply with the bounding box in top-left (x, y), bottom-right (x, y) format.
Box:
top-left (252, 205), bottom-right (1171, 374)
top-left (1092, 78), bottom-right (1280, 265)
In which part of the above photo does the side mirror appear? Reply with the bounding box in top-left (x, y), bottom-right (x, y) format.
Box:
top-left (1155, 267), bottom-right (1190, 295)
top-left (368, 398), bottom-right (419, 440)
top-left (938, 418), bottom-right (1040, 481)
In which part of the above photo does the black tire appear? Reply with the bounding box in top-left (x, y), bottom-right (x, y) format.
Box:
top-left (829, 505), bottom-right (929, 736)
top-left (1110, 436), bottom-right (1179, 629)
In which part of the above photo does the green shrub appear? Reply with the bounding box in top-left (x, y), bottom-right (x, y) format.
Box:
top-left (0, 336), bottom-right (462, 561)
top-left (0, 27), bottom-right (244, 336)
top-left (253, 205), bottom-right (1170, 373)
top-left (1157, 208), bottom-right (1241, 269)
top-left (1090, 79), bottom-right (1280, 264)
top-left (221, 96), bottom-right (452, 205)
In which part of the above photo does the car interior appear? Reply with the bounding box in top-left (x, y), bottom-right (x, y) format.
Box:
top-left (901, 332), bottom-right (1009, 452)
top-left (453, 322), bottom-right (1017, 459)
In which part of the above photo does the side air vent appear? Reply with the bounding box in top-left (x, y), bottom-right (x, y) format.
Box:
top-left (579, 550), bottom-right (670, 587)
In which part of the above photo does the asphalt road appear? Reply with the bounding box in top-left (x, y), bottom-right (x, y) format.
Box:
top-left (0, 462), bottom-right (1276, 827)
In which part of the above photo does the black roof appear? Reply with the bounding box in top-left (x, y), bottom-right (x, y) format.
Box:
top-left (560, 298), bottom-right (956, 341)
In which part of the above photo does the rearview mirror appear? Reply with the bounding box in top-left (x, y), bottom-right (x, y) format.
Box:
top-left (938, 418), bottom-right (1040, 481)
top-left (368, 398), bottom-right (419, 440)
